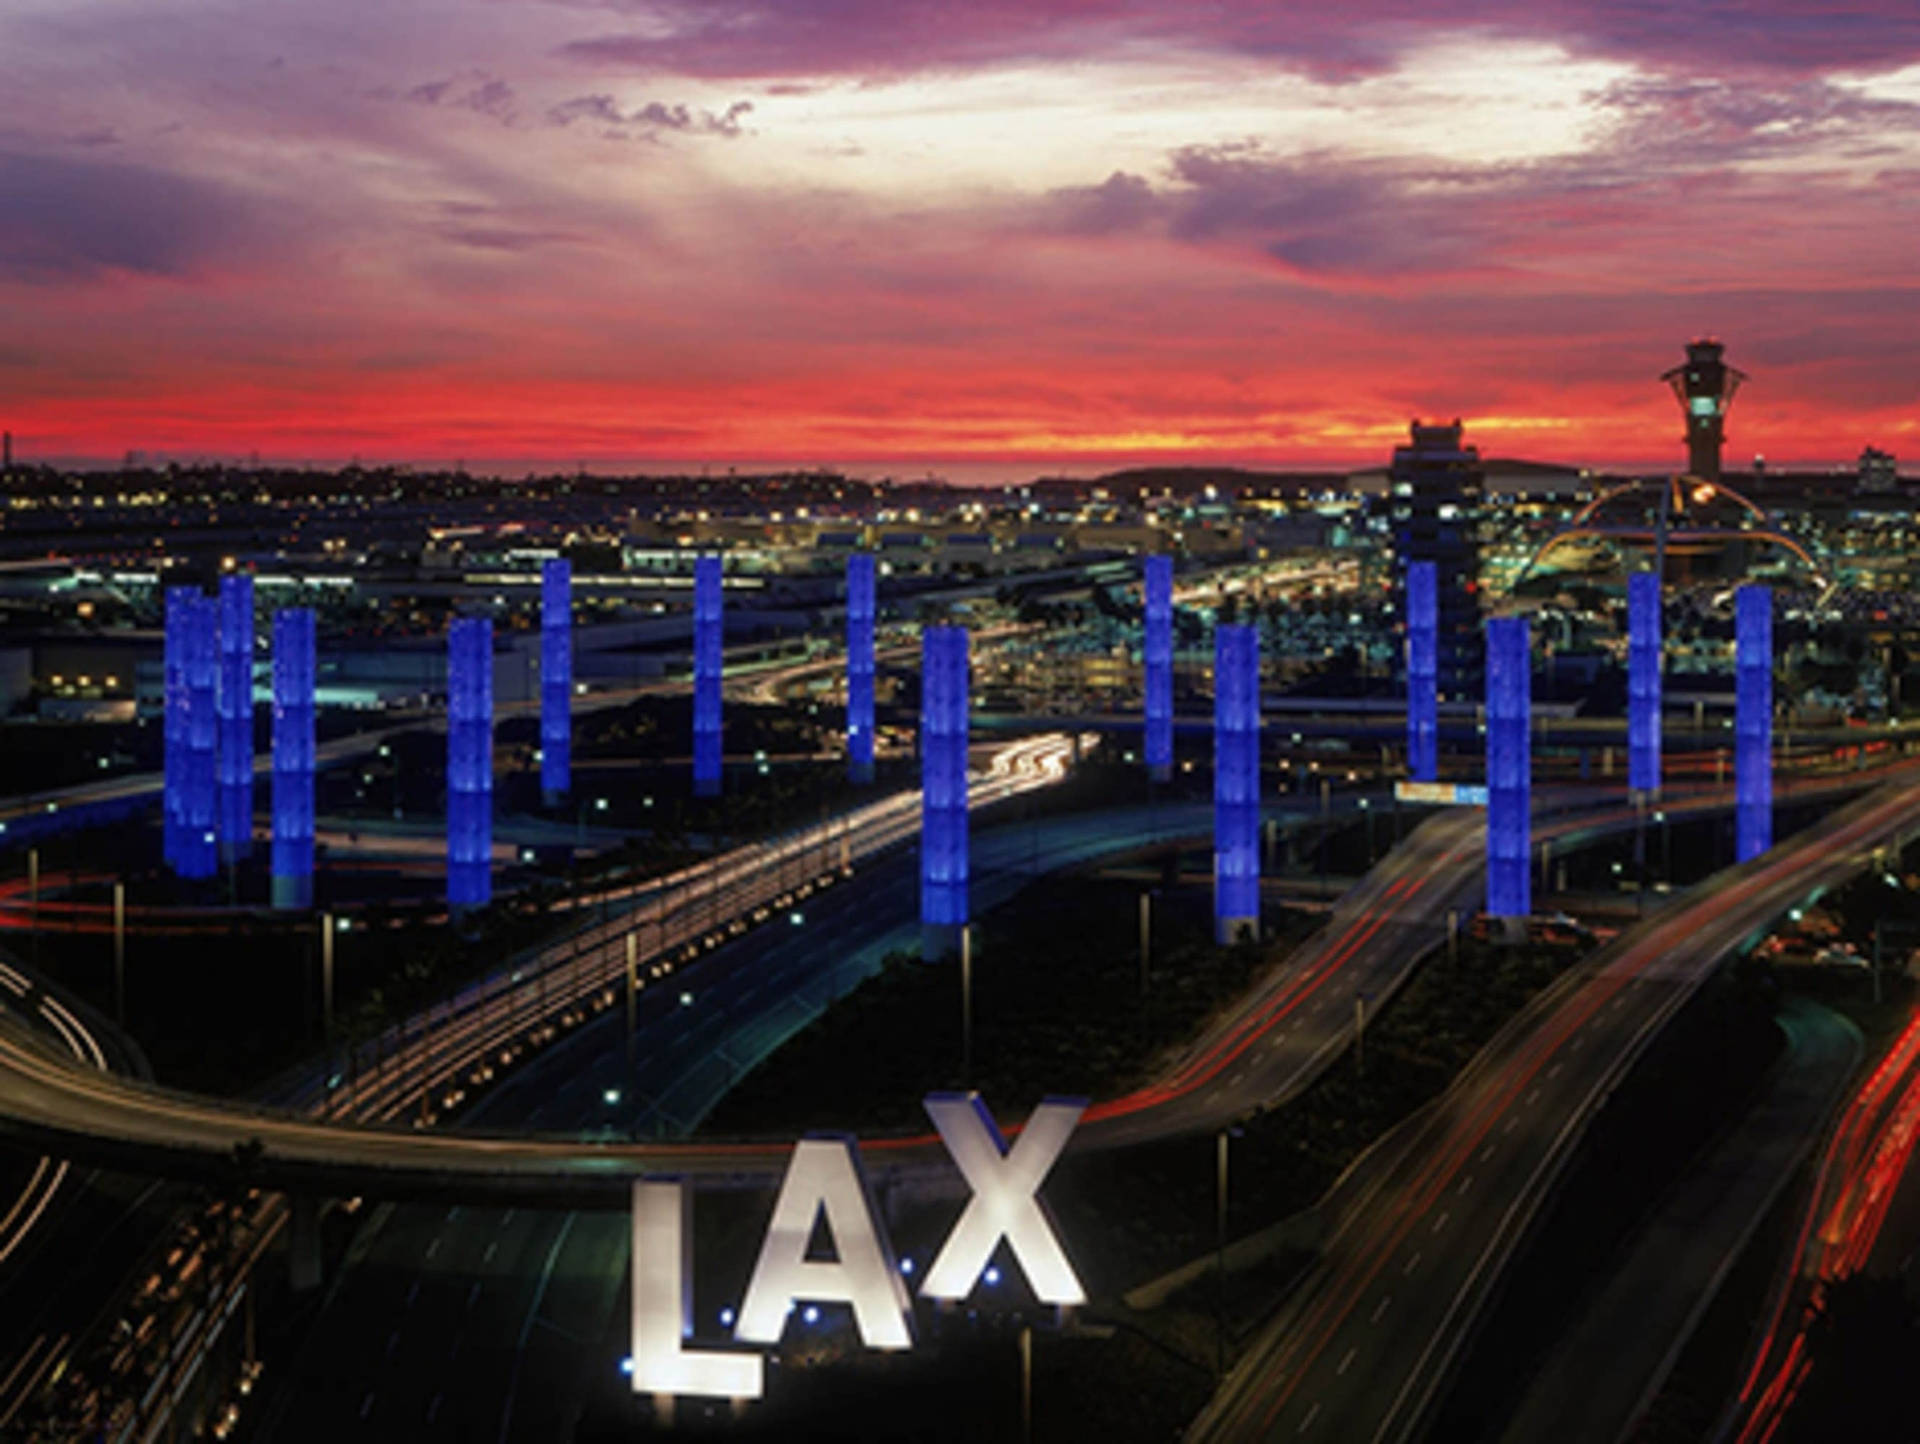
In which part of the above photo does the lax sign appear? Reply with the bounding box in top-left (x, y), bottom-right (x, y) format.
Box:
top-left (632, 1092), bottom-right (1084, 1401)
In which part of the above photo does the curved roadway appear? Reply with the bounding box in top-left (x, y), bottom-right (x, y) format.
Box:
top-left (0, 763), bottom-right (1901, 1207)
top-left (1189, 769), bottom-right (1920, 1443)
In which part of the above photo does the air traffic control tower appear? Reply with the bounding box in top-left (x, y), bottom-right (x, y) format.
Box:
top-left (1661, 338), bottom-right (1747, 483)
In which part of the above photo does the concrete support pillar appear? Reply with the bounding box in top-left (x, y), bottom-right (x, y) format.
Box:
top-left (289, 1194), bottom-right (323, 1292)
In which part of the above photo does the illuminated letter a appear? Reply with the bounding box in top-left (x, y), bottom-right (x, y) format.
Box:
top-left (735, 1136), bottom-right (915, 1349)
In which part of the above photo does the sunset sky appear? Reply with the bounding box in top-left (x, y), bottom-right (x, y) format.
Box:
top-left (4, 1), bottom-right (1918, 475)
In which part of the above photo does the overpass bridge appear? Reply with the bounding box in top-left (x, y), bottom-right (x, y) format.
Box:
top-left (0, 757), bottom-right (1903, 1212)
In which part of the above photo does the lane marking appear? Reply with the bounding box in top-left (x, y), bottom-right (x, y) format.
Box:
top-left (1479, 1145), bottom-right (1495, 1163)
top-left (1403, 1251), bottom-right (1422, 1276)
top-left (359, 1394), bottom-right (375, 1420)
top-left (1432, 1212), bottom-right (1450, 1234)
top-left (1502, 1117), bottom-right (1519, 1134)
top-left (1457, 1175), bottom-right (1473, 1196)
top-left (1299, 1402), bottom-right (1321, 1434)
top-left (1338, 1347), bottom-right (1358, 1377)
top-left (1372, 1295), bottom-right (1392, 1323)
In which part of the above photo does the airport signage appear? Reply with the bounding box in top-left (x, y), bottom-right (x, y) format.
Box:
top-left (1394, 780), bottom-right (1489, 807)
top-left (632, 1092), bottom-right (1085, 1402)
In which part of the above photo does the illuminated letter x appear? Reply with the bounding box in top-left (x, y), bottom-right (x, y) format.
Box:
top-left (920, 1093), bottom-right (1086, 1306)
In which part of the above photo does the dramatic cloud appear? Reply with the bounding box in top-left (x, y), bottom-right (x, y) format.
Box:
top-left (3, 0), bottom-right (1918, 470)
top-left (0, 149), bottom-right (258, 281)
top-left (546, 94), bottom-right (753, 137)
top-left (555, 0), bottom-right (1920, 83)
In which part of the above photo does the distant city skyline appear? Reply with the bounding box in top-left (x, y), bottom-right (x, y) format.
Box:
top-left (4, 2), bottom-right (1917, 468)
top-left (4, 451), bottom-right (1899, 487)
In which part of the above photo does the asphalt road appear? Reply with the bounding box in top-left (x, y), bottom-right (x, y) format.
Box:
top-left (1190, 773), bottom-right (1920, 1444)
top-left (241, 801), bottom-right (1238, 1443)
top-left (1497, 994), bottom-right (1861, 1444)
top-left (235, 778), bottom-right (1889, 1443)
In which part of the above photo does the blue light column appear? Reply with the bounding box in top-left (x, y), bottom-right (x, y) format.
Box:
top-left (1628, 571), bottom-right (1662, 797)
top-left (847, 554), bottom-right (876, 784)
top-left (1485, 617), bottom-right (1531, 925)
top-left (693, 554), bottom-right (722, 798)
top-left (216, 573), bottom-right (254, 861)
top-left (920, 625), bottom-right (969, 958)
top-left (1736, 584), bottom-right (1773, 862)
top-left (1214, 623), bottom-right (1260, 944)
top-left (271, 609), bottom-right (316, 910)
top-left (540, 557), bottom-right (572, 805)
top-left (1144, 555), bottom-right (1173, 783)
top-left (179, 593), bottom-right (219, 880)
top-left (447, 617), bottom-right (494, 910)
top-left (163, 586), bottom-right (194, 868)
top-left (1406, 560), bottom-right (1438, 783)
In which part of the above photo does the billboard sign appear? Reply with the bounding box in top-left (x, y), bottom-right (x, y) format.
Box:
top-left (632, 1093), bottom-right (1085, 1402)
top-left (1394, 780), bottom-right (1488, 806)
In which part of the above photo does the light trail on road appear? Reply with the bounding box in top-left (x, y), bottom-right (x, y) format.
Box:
top-left (1190, 767), bottom-right (1920, 1443)
top-left (1729, 999), bottom-right (1920, 1444)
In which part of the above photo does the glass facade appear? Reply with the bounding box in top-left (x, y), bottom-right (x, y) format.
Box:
top-left (271, 608), bottom-right (315, 908)
top-left (1736, 584), bottom-right (1773, 861)
top-left (1627, 571), bottom-right (1662, 795)
top-left (1406, 560), bottom-right (1438, 782)
top-left (216, 573), bottom-right (254, 857)
top-left (1144, 555), bottom-right (1173, 780)
top-left (1214, 623), bottom-right (1260, 942)
top-left (920, 626), bottom-right (970, 936)
top-left (541, 557), bottom-right (572, 800)
top-left (694, 554), bottom-right (723, 797)
top-left (847, 554), bottom-right (875, 783)
top-left (163, 586), bottom-right (194, 868)
top-left (447, 616), bottom-right (494, 908)
top-left (1485, 617), bottom-right (1530, 919)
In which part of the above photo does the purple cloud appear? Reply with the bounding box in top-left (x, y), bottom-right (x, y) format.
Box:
top-left (554, 0), bottom-right (1920, 83)
top-left (546, 94), bottom-right (754, 137)
top-left (0, 150), bottom-right (256, 281)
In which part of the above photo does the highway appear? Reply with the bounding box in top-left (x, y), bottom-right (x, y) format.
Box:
top-left (0, 953), bottom-right (169, 1435)
top-left (0, 753), bottom-right (1903, 1442)
top-left (1723, 966), bottom-right (1920, 1442)
top-left (1188, 770), bottom-right (1920, 1444)
top-left (0, 753), bottom-right (1894, 1211)
top-left (0, 732), bottom-right (1083, 1443)
top-left (0, 733), bottom-right (1083, 1201)
top-left (241, 800), bottom-right (1244, 1443)
top-left (1497, 995), bottom-right (1861, 1444)
top-left (0, 639), bottom-right (887, 846)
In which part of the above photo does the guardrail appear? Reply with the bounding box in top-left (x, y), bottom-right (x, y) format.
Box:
top-left (79, 732), bottom-right (1078, 1444)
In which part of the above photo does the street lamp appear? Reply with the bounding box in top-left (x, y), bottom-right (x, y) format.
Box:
top-left (1215, 1123), bottom-right (1245, 1376)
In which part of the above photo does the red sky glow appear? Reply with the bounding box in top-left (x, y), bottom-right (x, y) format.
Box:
top-left (5, 1), bottom-right (1919, 475)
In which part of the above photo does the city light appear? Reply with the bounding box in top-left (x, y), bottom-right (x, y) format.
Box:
top-left (921, 625), bottom-right (970, 955)
top-left (270, 607), bottom-right (316, 910)
top-left (1486, 617), bottom-right (1531, 920)
top-left (1736, 584), bottom-right (1774, 862)
top-left (1213, 623), bottom-right (1260, 944)
top-left (1405, 560), bottom-right (1437, 783)
top-left (693, 554), bottom-right (723, 798)
top-left (1144, 554), bottom-right (1173, 782)
top-left (847, 553), bottom-right (875, 784)
top-left (216, 573), bottom-right (254, 860)
top-left (541, 557), bottom-right (572, 802)
top-left (447, 616), bottom-right (494, 909)
top-left (1627, 571), bottom-right (1662, 795)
